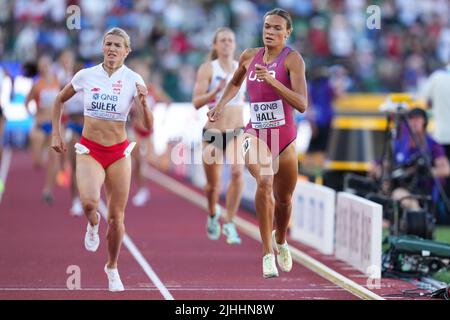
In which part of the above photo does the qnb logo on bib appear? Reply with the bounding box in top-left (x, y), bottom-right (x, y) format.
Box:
top-left (89, 94), bottom-right (119, 113)
top-left (250, 99), bottom-right (285, 129)
top-left (91, 93), bottom-right (119, 102)
top-left (253, 102), bottom-right (280, 112)
top-left (248, 70), bottom-right (276, 82)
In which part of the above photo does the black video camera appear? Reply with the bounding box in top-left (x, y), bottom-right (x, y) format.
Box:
top-left (344, 173), bottom-right (436, 239)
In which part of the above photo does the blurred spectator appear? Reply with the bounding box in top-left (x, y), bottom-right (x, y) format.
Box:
top-left (0, 0), bottom-right (449, 100)
top-left (302, 66), bottom-right (336, 175)
top-left (14, 24), bottom-right (39, 62)
top-left (403, 53), bottom-right (428, 93)
top-left (308, 16), bottom-right (329, 57)
top-left (328, 64), bottom-right (353, 96)
top-left (328, 14), bottom-right (353, 59)
top-left (437, 26), bottom-right (450, 65)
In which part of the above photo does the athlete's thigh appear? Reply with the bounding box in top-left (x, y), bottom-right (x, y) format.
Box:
top-left (202, 142), bottom-right (223, 184)
top-left (0, 116), bottom-right (4, 138)
top-left (76, 154), bottom-right (105, 201)
top-left (202, 140), bottom-right (224, 166)
top-left (30, 126), bottom-right (46, 148)
top-left (131, 137), bottom-right (141, 159)
top-left (225, 135), bottom-right (245, 175)
top-left (242, 133), bottom-right (273, 179)
top-left (225, 134), bottom-right (243, 164)
top-left (0, 117), bottom-right (4, 152)
top-left (273, 142), bottom-right (298, 199)
top-left (68, 134), bottom-right (79, 168)
top-left (141, 136), bottom-right (152, 159)
top-left (104, 156), bottom-right (132, 212)
top-left (43, 130), bottom-right (53, 146)
top-left (146, 136), bottom-right (155, 162)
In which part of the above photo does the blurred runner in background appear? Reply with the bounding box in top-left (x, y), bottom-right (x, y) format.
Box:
top-left (192, 27), bottom-right (246, 245)
top-left (25, 55), bottom-right (61, 205)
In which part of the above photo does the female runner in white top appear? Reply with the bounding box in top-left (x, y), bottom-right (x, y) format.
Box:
top-left (51, 28), bottom-right (153, 292)
top-left (192, 27), bottom-right (247, 245)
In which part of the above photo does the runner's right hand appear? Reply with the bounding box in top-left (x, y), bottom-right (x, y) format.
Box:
top-left (207, 105), bottom-right (222, 122)
top-left (51, 134), bottom-right (66, 153)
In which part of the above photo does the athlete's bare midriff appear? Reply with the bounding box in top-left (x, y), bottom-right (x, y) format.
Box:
top-left (67, 113), bottom-right (84, 124)
top-left (82, 116), bottom-right (127, 146)
top-left (204, 103), bottom-right (244, 131)
top-left (34, 108), bottom-right (53, 125)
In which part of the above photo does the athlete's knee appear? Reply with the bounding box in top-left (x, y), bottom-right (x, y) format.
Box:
top-left (81, 198), bottom-right (98, 213)
top-left (205, 183), bottom-right (221, 196)
top-left (107, 212), bottom-right (125, 228)
top-left (230, 167), bottom-right (243, 183)
top-left (257, 174), bottom-right (273, 190)
top-left (274, 194), bottom-right (292, 210)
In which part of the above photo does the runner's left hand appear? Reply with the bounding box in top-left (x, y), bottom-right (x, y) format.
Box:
top-left (51, 134), bottom-right (66, 153)
top-left (255, 64), bottom-right (272, 83)
top-left (136, 83), bottom-right (148, 103)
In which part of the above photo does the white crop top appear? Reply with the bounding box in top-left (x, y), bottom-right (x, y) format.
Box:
top-left (64, 92), bottom-right (84, 115)
top-left (208, 59), bottom-right (246, 108)
top-left (71, 64), bottom-right (145, 122)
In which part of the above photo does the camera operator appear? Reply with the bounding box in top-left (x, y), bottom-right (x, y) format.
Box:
top-left (374, 108), bottom-right (450, 212)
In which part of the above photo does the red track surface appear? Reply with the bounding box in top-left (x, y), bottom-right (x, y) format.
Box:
top-left (0, 150), bottom-right (420, 300)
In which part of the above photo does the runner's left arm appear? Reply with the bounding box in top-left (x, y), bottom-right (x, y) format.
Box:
top-left (134, 83), bottom-right (153, 132)
top-left (254, 51), bottom-right (308, 113)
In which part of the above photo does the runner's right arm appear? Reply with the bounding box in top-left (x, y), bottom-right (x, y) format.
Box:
top-left (51, 83), bottom-right (77, 153)
top-left (24, 84), bottom-right (37, 116)
top-left (207, 48), bottom-right (256, 122)
top-left (192, 62), bottom-right (224, 109)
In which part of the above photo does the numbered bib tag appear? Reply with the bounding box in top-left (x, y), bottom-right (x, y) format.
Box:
top-left (74, 143), bottom-right (90, 155)
top-left (242, 137), bottom-right (252, 156)
top-left (124, 141), bottom-right (137, 158)
top-left (250, 99), bottom-right (285, 129)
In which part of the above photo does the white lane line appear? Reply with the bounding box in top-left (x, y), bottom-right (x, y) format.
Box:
top-left (230, 215), bottom-right (385, 301)
top-left (0, 148), bottom-right (12, 204)
top-left (98, 200), bottom-right (174, 300)
top-left (142, 167), bottom-right (384, 301)
top-left (0, 287), bottom-right (349, 292)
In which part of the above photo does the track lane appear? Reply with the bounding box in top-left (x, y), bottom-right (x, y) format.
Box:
top-left (0, 150), bottom-right (358, 299)
top-left (0, 150), bottom-right (164, 299)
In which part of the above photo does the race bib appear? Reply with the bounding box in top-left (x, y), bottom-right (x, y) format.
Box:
top-left (250, 99), bottom-right (285, 129)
